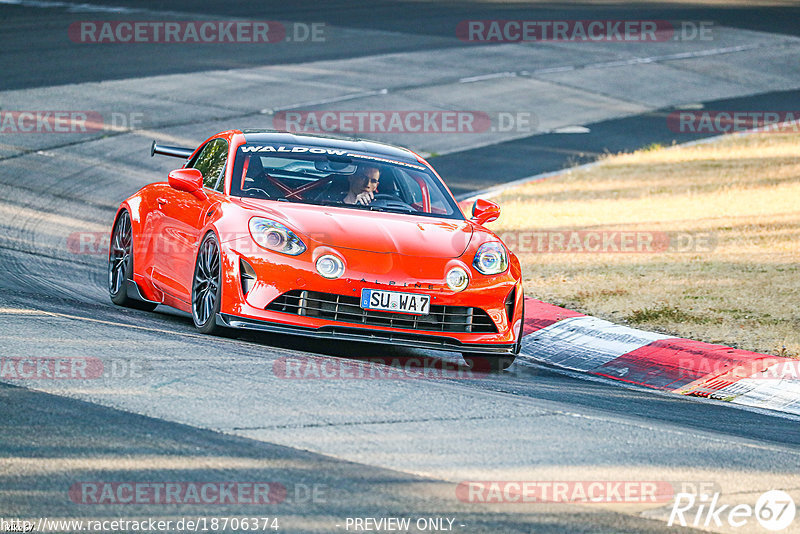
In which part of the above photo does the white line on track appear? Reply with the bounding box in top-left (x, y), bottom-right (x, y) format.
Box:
top-left (458, 71), bottom-right (518, 83)
top-left (261, 88), bottom-right (390, 115)
top-left (0, 306), bottom-right (233, 343)
top-left (458, 40), bottom-right (798, 85)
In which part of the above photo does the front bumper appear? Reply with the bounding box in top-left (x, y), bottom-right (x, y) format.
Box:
top-left (218, 238), bottom-right (524, 352)
top-left (216, 312), bottom-right (517, 354)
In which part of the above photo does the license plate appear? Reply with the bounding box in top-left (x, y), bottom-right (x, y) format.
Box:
top-left (361, 289), bottom-right (431, 315)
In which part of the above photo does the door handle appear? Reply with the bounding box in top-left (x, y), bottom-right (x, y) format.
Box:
top-left (157, 197), bottom-right (167, 207)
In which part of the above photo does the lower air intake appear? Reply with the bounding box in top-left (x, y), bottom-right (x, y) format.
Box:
top-left (267, 290), bottom-right (497, 333)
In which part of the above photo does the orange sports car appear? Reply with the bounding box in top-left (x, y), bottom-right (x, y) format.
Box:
top-left (109, 130), bottom-right (524, 371)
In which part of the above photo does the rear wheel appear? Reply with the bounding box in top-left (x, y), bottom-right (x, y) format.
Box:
top-left (108, 210), bottom-right (157, 311)
top-left (191, 232), bottom-right (225, 334)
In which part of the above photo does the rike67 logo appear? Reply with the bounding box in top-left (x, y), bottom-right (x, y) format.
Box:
top-left (669, 490), bottom-right (796, 531)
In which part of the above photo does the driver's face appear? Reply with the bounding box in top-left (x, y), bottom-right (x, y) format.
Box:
top-left (350, 168), bottom-right (380, 194)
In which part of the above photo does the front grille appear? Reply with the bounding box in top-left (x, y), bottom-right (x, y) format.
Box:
top-left (266, 290), bottom-right (497, 333)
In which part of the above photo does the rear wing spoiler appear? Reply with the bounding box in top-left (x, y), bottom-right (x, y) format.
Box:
top-left (151, 140), bottom-right (193, 159)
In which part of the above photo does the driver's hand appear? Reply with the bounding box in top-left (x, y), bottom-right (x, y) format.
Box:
top-left (355, 191), bottom-right (374, 205)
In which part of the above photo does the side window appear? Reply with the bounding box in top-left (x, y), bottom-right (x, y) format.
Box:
top-left (191, 138), bottom-right (228, 191)
top-left (400, 170), bottom-right (423, 205)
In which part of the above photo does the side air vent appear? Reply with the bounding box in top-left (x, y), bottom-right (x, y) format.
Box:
top-left (240, 258), bottom-right (257, 296)
top-left (505, 287), bottom-right (516, 326)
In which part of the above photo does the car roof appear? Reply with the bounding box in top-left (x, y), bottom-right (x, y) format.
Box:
top-left (240, 130), bottom-right (420, 163)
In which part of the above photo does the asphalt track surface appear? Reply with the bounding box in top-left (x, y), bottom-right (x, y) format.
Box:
top-left (3, 0), bottom-right (800, 91)
top-left (1, 1), bottom-right (800, 533)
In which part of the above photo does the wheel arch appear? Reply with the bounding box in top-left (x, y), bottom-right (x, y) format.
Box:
top-left (197, 223), bottom-right (240, 317)
top-left (111, 194), bottom-right (160, 302)
top-left (112, 196), bottom-right (147, 267)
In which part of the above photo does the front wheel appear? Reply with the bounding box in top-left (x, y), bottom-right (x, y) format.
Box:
top-left (514, 299), bottom-right (525, 356)
top-left (462, 299), bottom-right (524, 373)
top-left (108, 210), bottom-right (157, 311)
top-left (191, 232), bottom-right (225, 334)
top-left (462, 354), bottom-right (516, 373)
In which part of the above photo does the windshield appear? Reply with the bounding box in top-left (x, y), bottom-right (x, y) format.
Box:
top-left (229, 144), bottom-right (463, 220)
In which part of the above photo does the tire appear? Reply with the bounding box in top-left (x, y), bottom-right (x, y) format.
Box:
top-left (191, 232), bottom-right (226, 335)
top-left (108, 210), bottom-right (158, 312)
top-left (462, 353), bottom-right (516, 373)
top-left (462, 300), bottom-right (524, 373)
top-left (514, 299), bottom-right (525, 356)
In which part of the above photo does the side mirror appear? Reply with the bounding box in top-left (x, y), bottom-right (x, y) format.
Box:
top-left (168, 168), bottom-right (207, 200)
top-left (471, 198), bottom-right (500, 225)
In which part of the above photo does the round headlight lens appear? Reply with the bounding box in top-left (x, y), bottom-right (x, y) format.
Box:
top-left (316, 254), bottom-right (345, 279)
top-left (265, 228), bottom-right (287, 249)
top-left (473, 242), bottom-right (508, 275)
top-left (446, 267), bottom-right (469, 292)
top-left (249, 218), bottom-right (306, 256)
top-left (472, 242), bottom-right (508, 274)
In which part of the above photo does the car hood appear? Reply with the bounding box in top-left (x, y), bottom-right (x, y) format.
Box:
top-left (234, 198), bottom-right (473, 258)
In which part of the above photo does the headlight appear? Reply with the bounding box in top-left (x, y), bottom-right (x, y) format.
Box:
top-left (446, 267), bottom-right (469, 292)
top-left (316, 254), bottom-right (345, 279)
top-left (473, 242), bottom-right (508, 275)
top-left (249, 218), bottom-right (306, 256)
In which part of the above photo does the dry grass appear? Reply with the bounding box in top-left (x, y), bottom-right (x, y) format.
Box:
top-left (490, 132), bottom-right (800, 357)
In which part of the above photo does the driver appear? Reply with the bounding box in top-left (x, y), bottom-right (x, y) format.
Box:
top-left (343, 165), bottom-right (380, 205)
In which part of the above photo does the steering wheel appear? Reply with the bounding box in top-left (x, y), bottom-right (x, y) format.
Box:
top-left (369, 193), bottom-right (414, 209)
top-left (242, 187), bottom-right (271, 199)
top-left (371, 193), bottom-right (412, 203)
top-left (372, 193), bottom-right (403, 202)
